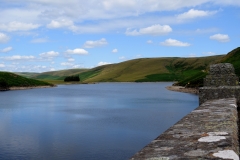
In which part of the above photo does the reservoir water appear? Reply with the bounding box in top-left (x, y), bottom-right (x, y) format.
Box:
top-left (0, 82), bottom-right (198, 160)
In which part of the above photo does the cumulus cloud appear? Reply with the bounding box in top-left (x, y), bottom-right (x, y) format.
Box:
top-left (189, 53), bottom-right (197, 57)
top-left (68, 58), bottom-right (75, 62)
top-left (61, 62), bottom-right (74, 66)
top-left (112, 49), bottom-right (118, 53)
top-left (97, 61), bottom-right (112, 66)
top-left (31, 38), bottom-right (49, 43)
top-left (0, 1), bottom-right (238, 34)
top-left (2, 55), bottom-right (35, 61)
top-left (160, 39), bottom-right (191, 47)
top-left (66, 48), bottom-right (88, 55)
top-left (203, 52), bottom-right (216, 56)
top-left (83, 38), bottom-right (108, 48)
top-left (125, 24), bottom-right (172, 36)
top-left (39, 51), bottom-right (59, 58)
top-left (119, 56), bottom-right (126, 60)
top-left (177, 9), bottom-right (217, 20)
top-left (0, 47), bottom-right (12, 53)
top-left (209, 34), bottom-right (230, 42)
top-left (47, 19), bottom-right (78, 31)
top-left (0, 33), bottom-right (10, 43)
top-left (0, 21), bottom-right (40, 32)
top-left (0, 64), bottom-right (5, 68)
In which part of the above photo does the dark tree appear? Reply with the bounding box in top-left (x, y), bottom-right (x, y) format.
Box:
top-left (0, 78), bottom-right (9, 91)
top-left (64, 75), bottom-right (80, 82)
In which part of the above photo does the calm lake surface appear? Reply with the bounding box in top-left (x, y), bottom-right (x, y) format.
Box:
top-left (0, 82), bottom-right (198, 160)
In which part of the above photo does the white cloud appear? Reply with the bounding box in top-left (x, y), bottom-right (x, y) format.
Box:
top-left (47, 19), bottom-right (78, 31)
top-left (39, 51), bottom-right (59, 58)
top-left (83, 38), bottom-right (108, 48)
top-left (203, 52), bottom-right (216, 56)
top-left (0, 1), bottom-right (238, 34)
top-left (147, 40), bottom-right (153, 44)
top-left (0, 47), bottom-right (12, 53)
top-left (177, 9), bottom-right (217, 20)
top-left (189, 53), bottom-right (197, 57)
top-left (126, 24), bottom-right (172, 36)
top-left (61, 62), bottom-right (74, 66)
top-left (2, 55), bottom-right (35, 61)
top-left (112, 49), bottom-right (118, 53)
top-left (31, 38), bottom-right (49, 43)
top-left (209, 34), bottom-right (230, 42)
top-left (119, 56), bottom-right (126, 60)
top-left (68, 58), bottom-right (75, 62)
top-left (160, 38), bottom-right (191, 47)
top-left (97, 61), bottom-right (111, 66)
top-left (0, 64), bottom-right (5, 68)
top-left (72, 65), bottom-right (82, 68)
top-left (0, 32), bottom-right (10, 43)
top-left (0, 21), bottom-right (40, 32)
top-left (66, 48), bottom-right (88, 55)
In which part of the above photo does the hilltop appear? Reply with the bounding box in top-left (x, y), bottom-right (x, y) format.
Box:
top-left (78, 55), bottom-right (223, 83)
top-left (176, 47), bottom-right (240, 87)
top-left (30, 55), bottom-right (223, 84)
top-left (0, 72), bottom-right (54, 91)
top-left (15, 47), bottom-right (240, 88)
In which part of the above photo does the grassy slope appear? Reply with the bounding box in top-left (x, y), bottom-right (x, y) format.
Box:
top-left (0, 71), bottom-right (53, 87)
top-left (218, 47), bottom-right (240, 76)
top-left (14, 72), bottom-right (39, 78)
top-left (25, 47), bottom-right (240, 86)
top-left (31, 69), bottom-right (88, 80)
top-left (177, 47), bottom-right (240, 87)
top-left (79, 55), bottom-right (223, 83)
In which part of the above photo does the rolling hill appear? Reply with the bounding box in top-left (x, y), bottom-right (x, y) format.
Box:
top-left (77, 55), bottom-right (223, 83)
top-left (0, 71), bottom-right (53, 90)
top-left (177, 47), bottom-right (240, 87)
top-left (19, 47), bottom-right (239, 87)
top-left (31, 68), bottom-right (88, 80)
top-left (31, 55), bottom-right (223, 84)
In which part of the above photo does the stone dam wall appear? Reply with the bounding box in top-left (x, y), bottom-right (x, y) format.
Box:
top-left (131, 63), bottom-right (240, 159)
top-left (130, 98), bottom-right (239, 160)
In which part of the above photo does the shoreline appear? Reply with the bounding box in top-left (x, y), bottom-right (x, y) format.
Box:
top-left (9, 85), bottom-right (54, 91)
top-left (166, 86), bottom-right (199, 94)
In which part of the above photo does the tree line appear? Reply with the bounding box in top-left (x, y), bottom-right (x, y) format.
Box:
top-left (64, 75), bottom-right (80, 82)
top-left (0, 78), bottom-right (9, 91)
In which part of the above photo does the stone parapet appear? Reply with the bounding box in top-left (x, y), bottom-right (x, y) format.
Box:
top-left (200, 63), bottom-right (240, 105)
top-left (204, 63), bottom-right (239, 87)
top-left (199, 86), bottom-right (240, 105)
top-left (130, 98), bottom-right (239, 160)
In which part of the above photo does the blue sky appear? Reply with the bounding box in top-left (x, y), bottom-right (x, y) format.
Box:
top-left (0, 0), bottom-right (239, 72)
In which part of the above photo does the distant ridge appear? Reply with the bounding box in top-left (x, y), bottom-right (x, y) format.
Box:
top-left (78, 55), bottom-right (223, 83)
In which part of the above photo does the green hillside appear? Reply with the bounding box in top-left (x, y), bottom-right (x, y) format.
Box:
top-left (177, 47), bottom-right (240, 87)
top-left (0, 71), bottom-right (53, 90)
top-left (77, 55), bottom-right (223, 83)
top-left (14, 72), bottom-right (39, 78)
top-left (31, 69), bottom-right (88, 80)
top-left (218, 47), bottom-right (240, 75)
top-left (28, 47), bottom-right (240, 86)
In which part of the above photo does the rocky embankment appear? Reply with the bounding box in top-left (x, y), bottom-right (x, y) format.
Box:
top-left (166, 86), bottom-right (199, 94)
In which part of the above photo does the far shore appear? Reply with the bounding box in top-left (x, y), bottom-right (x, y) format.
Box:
top-left (9, 85), bottom-right (55, 91)
top-left (166, 86), bottom-right (199, 94)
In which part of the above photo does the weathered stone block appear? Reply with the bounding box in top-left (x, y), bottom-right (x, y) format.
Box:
top-left (200, 63), bottom-right (240, 104)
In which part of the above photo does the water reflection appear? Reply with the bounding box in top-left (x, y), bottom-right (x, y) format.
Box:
top-left (0, 82), bottom-right (198, 160)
